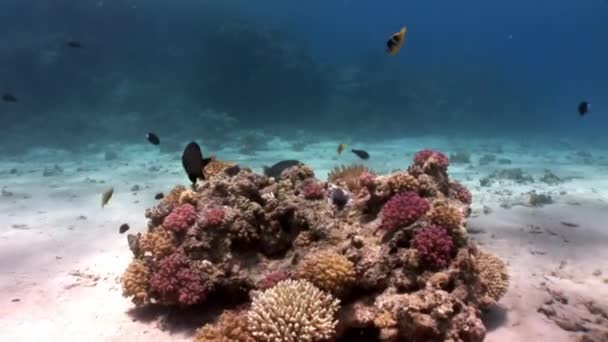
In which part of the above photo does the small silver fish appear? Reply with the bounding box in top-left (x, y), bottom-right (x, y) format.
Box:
top-left (101, 187), bottom-right (114, 208)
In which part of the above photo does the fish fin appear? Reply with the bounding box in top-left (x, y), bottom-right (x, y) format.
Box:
top-left (202, 157), bottom-right (213, 167)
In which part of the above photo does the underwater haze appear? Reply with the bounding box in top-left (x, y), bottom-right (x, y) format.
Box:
top-left (2, 1), bottom-right (608, 342)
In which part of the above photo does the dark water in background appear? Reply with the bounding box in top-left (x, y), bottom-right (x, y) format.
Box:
top-left (0, 0), bottom-right (607, 153)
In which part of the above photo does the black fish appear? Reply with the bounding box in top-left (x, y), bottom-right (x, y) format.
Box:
top-left (351, 149), bottom-right (370, 160)
top-left (119, 223), bottom-right (130, 234)
top-left (181, 141), bottom-right (212, 184)
top-left (578, 101), bottom-right (590, 116)
top-left (146, 132), bottom-right (160, 145)
top-left (263, 160), bottom-right (302, 179)
top-left (2, 93), bottom-right (17, 102)
top-left (154, 192), bottom-right (164, 200)
top-left (331, 187), bottom-right (349, 209)
top-left (67, 41), bottom-right (83, 48)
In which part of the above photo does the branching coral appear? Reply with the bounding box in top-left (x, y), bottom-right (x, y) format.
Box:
top-left (139, 227), bottom-right (175, 259)
top-left (163, 203), bottom-right (196, 232)
top-left (411, 225), bottom-right (454, 270)
top-left (450, 181), bottom-right (472, 205)
top-left (201, 207), bottom-right (226, 228)
top-left (149, 251), bottom-right (206, 305)
top-left (380, 192), bottom-right (429, 231)
top-left (194, 310), bottom-right (254, 342)
top-left (121, 260), bottom-right (150, 305)
top-left (301, 181), bottom-right (325, 200)
top-left (297, 251), bottom-right (356, 297)
top-left (413, 149), bottom-right (450, 170)
top-left (328, 164), bottom-right (375, 193)
top-left (476, 250), bottom-right (509, 303)
top-left (386, 171), bottom-right (419, 193)
top-left (428, 200), bottom-right (463, 229)
top-left (247, 279), bottom-right (340, 342)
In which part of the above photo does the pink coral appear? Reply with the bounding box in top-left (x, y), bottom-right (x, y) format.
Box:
top-left (150, 252), bottom-right (206, 305)
top-left (380, 192), bottom-right (430, 231)
top-left (301, 182), bottom-right (324, 200)
top-left (413, 149), bottom-right (450, 169)
top-left (450, 182), bottom-right (472, 205)
top-left (358, 171), bottom-right (375, 189)
top-left (163, 203), bottom-right (196, 232)
top-left (202, 207), bottom-right (225, 227)
top-left (411, 225), bottom-right (454, 269)
top-left (256, 270), bottom-right (291, 290)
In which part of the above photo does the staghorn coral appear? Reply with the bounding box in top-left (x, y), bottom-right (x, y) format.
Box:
top-left (247, 279), bottom-right (340, 342)
top-left (386, 171), bottom-right (419, 193)
top-left (476, 250), bottom-right (509, 304)
top-left (300, 181), bottom-right (325, 200)
top-left (428, 200), bottom-right (463, 230)
top-left (149, 251), bottom-right (206, 305)
top-left (380, 192), bottom-right (429, 231)
top-left (328, 164), bottom-right (375, 193)
top-left (121, 259), bottom-right (150, 305)
top-left (138, 227), bottom-right (175, 259)
top-left (297, 251), bottom-right (356, 297)
top-left (163, 203), bottom-right (197, 232)
top-left (194, 310), bottom-right (254, 342)
top-left (411, 225), bottom-right (454, 270)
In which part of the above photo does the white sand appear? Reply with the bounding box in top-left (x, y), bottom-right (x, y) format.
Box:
top-left (1, 136), bottom-right (607, 341)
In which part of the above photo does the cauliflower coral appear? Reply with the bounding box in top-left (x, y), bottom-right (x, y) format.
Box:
top-left (411, 225), bottom-right (455, 270)
top-left (380, 192), bottom-right (430, 231)
top-left (149, 251), bottom-right (206, 305)
top-left (476, 250), bottom-right (509, 303)
top-left (247, 279), bottom-right (340, 342)
top-left (163, 203), bottom-right (196, 232)
top-left (297, 251), bottom-right (356, 297)
top-left (121, 260), bottom-right (150, 305)
top-left (413, 149), bottom-right (450, 170)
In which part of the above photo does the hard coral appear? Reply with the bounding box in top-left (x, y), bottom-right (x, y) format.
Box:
top-left (204, 158), bottom-right (236, 180)
top-left (165, 185), bottom-right (187, 206)
top-left (149, 252), bottom-right (206, 305)
top-left (450, 181), bottom-right (472, 205)
top-left (413, 149), bottom-right (450, 170)
top-left (428, 200), bottom-right (463, 230)
top-left (201, 207), bottom-right (226, 227)
top-left (380, 192), bottom-right (429, 231)
top-left (386, 171), bottom-right (419, 193)
top-left (297, 251), bottom-right (356, 297)
top-left (476, 250), bottom-right (509, 304)
top-left (301, 181), bottom-right (325, 200)
top-left (139, 227), bottom-right (175, 259)
top-left (411, 225), bottom-right (454, 270)
top-left (247, 279), bottom-right (340, 342)
top-left (256, 270), bottom-right (291, 290)
top-left (194, 310), bottom-right (254, 342)
top-left (163, 203), bottom-right (196, 232)
top-left (328, 164), bottom-right (375, 193)
top-left (121, 260), bottom-right (150, 305)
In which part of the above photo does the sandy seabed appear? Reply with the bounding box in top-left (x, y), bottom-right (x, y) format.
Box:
top-left (1, 136), bottom-right (607, 341)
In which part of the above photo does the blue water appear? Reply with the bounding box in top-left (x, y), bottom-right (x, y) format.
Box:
top-left (0, 0), bottom-right (607, 153)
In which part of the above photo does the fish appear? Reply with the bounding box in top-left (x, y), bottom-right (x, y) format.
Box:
top-left (337, 143), bottom-right (347, 155)
top-left (154, 192), bottom-right (164, 200)
top-left (386, 27), bottom-right (407, 55)
top-left (181, 141), bottom-right (213, 184)
top-left (67, 41), bottom-right (83, 48)
top-left (578, 101), bottom-right (590, 116)
top-left (119, 223), bottom-right (130, 234)
top-left (146, 132), bottom-right (160, 145)
top-left (351, 149), bottom-right (370, 160)
top-left (330, 187), bottom-right (349, 209)
top-left (101, 187), bottom-right (114, 208)
top-left (2, 93), bottom-right (17, 102)
top-left (263, 160), bottom-right (302, 179)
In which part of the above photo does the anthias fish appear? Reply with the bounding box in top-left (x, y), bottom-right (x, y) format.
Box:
top-left (181, 141), bottom-right (212, 184)
top-left (119, 223), bottom-right (130, 234)
top-left (101, 187), bottom-right (114, 208)
top-left (337, 143), bottom-right (347, 155)
top-left (263, 160), bottom-right (302, 179)
top-left (386, 27), bottom-right (407, 55)
top-left (146, 132), bottom-right (160, 145)
top-left (351, 149), bottom-right (370, 160)
top-left (578, 101), bottom-right (590, 116)
top-left (2, 93), bottom-right (17, 102)
top-left (67, 41), bottom-right (83, 48)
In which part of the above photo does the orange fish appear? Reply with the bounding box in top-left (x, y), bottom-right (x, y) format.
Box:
top-left (386, 27), bottom-right (407, 55)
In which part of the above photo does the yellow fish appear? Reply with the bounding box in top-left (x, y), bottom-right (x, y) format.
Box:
top-left (386, 27), bottom-right (407, 55)
top-left (337, 143), bottom-right (347, 155)
top-left (101, 187), bottom-right (114, 208)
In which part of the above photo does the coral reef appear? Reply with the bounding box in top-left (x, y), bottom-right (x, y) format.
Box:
top-left (119, 149), bottom-right (509, 341)
top-left (247, 279), bottom-right (340, 342)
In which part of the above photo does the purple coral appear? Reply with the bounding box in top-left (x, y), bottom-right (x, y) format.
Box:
top-left (202, 207), bottom-right (225, 227)
top-left (257, 270), bottom-right (291, 290)
top-left (380, 192), bottom-right (430, 231)
top-left (163, 203), bottom-right (196, 232)
top-left (301, 182), bottom-right (324, 200)
top-left (413, 149), bottom-right (450, 169)
top-left (150, 252), bottom-right (206, 305)
top-left (411, 225), bottom-right (454, 269)
top-left (451, 182), bottom-right (472, 205)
